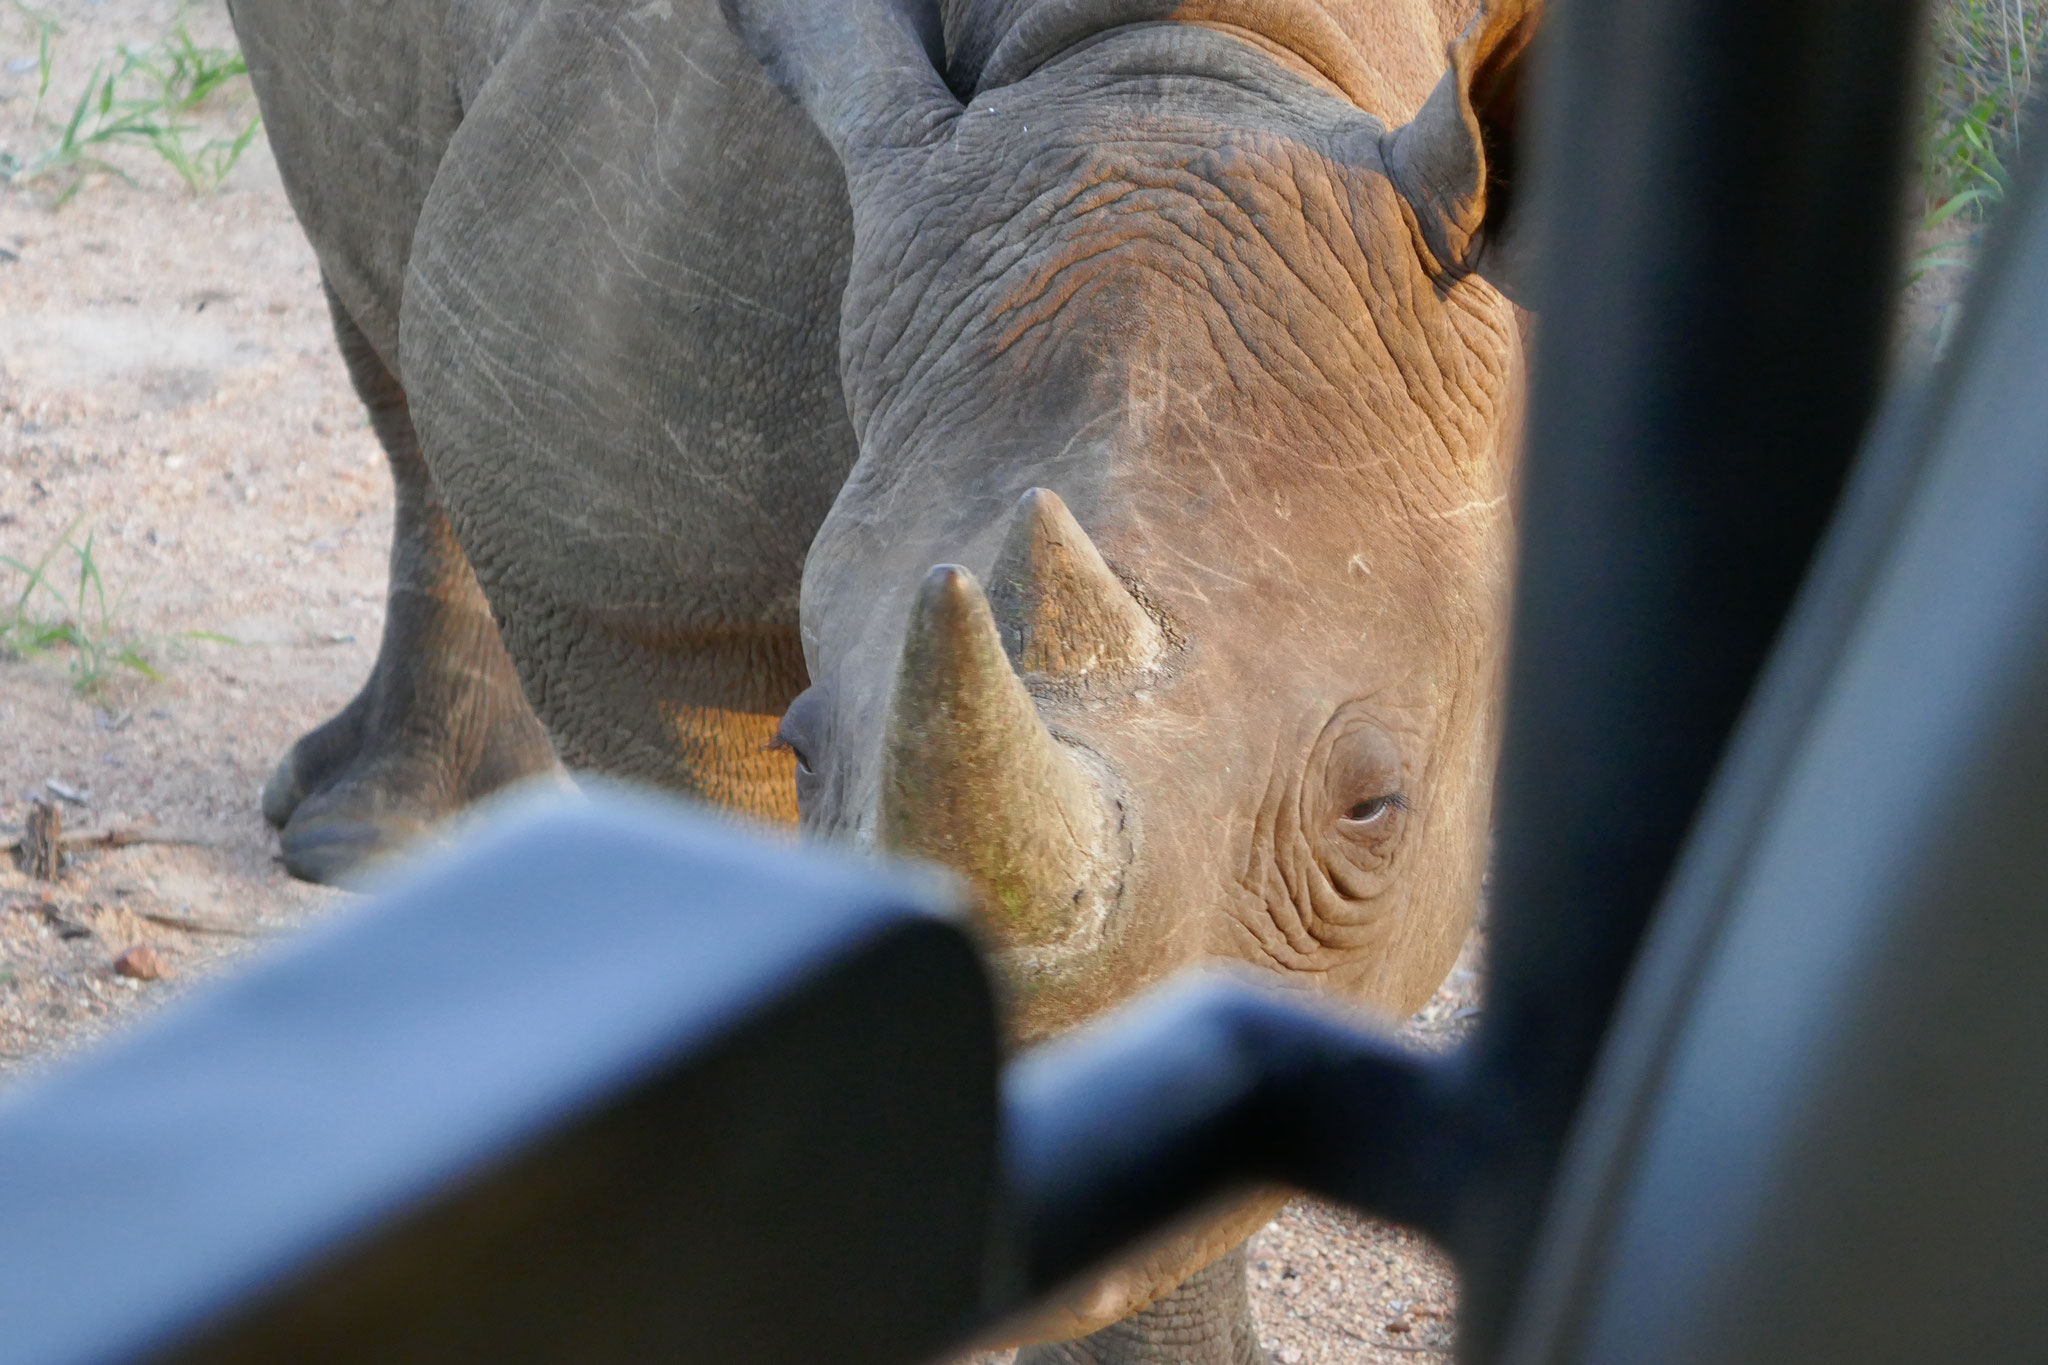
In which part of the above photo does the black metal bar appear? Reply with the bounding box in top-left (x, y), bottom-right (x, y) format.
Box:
top-left (1497, 137), bottom-right (2048, 1364)
top-left (1488, 132), bottom-right (2048, 1346)
top-left (0, 795), bottom-right (1001, 1365)
top-left (1001, 982), bottom-right (1455, 1299)
top-left (1460, 0), bottom-right (1927, 1354)
top-left (1484, 353), bottom-right (1948, 1365)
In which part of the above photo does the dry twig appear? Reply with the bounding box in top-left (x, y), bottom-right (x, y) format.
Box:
top-left (135, 909), bottom-right (265, 938)
top-left (5, 824), bottom-right (215, 858)
top-left (1329, 1321), bottom-right (1453, 1355)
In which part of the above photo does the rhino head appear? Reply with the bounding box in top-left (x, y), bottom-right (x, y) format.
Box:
top-left (734, 0), bottom-right (1534, 1021)
top-left (729, 0), bottom-right (1531, 1342)
top-left (730, 0), bottom-right (1534, 1331)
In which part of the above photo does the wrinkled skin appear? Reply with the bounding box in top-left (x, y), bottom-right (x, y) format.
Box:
top-left (780, 11), bottom-right (1520, 1033)
top-left (230, 0), bottom-right (1530, 1357)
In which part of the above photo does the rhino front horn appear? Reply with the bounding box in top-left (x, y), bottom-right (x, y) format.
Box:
top-left (988, 488), bottom-right (1162, 679)
top-left (881, 565), bottom-right (1112, 950)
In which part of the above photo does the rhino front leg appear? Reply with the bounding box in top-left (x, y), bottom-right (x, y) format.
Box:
top-left (262, 282), bottom-right (559, 883)
top-left (1018, 1245), bottom-right (1269, 1365)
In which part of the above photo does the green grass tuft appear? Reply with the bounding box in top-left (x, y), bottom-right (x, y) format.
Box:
top-left (2, 14), bottom-right (262, 202)
top-left (0, 519), bottom-right (232, 696)
top-left (6, 0), bottom-right (61, 109)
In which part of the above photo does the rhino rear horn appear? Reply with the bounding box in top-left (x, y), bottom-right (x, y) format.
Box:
top-left (881, 565), bottom-right (1110, 948)
top-left (987, 488), bottom-right (1163, 680)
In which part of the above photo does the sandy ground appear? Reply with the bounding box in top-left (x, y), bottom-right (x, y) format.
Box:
top-left (2, 0), bottom-right (380, 1079)
top-left (0, 2), bottom-right (1974, 1361)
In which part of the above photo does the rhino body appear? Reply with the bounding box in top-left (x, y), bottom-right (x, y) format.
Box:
top-left (232, 0), bottom-right (1533, 1356)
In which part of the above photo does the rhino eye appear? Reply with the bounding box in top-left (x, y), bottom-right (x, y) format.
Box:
top-left (770, 730), bottom-right (815, 775)
top-left (772, 687), bottom-right (827, 777)
top-left (1316, 708), bottom-right (1407, 843)
top-left (1343, 793), bottom-right (1406, 826)
top-left (768, 719), bottom-right (813, 773)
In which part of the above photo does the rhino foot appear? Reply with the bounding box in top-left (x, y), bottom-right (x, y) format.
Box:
top-left (264, 584), bottom-right (558, 886)
top-left (1016, 1245), bottom-right (1269, 1365)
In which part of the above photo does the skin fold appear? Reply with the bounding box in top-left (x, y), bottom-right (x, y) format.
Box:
top-left (229, 0), bottom-right (1534, 1357)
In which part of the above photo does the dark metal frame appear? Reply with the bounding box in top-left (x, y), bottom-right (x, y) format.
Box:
top-left (1450, 0), bottom-right (1928, 1349)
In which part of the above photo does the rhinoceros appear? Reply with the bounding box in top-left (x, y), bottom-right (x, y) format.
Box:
top-left (231, 0), bottom-right (1536, 1356)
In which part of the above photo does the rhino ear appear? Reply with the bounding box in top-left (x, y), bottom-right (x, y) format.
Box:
top-left (1384, 0), bottom-right (1542, 300)
top-left (721, 0), bottom-right (960, 171)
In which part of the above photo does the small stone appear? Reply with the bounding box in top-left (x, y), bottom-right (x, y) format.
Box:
top-left (114, 946), bottom-right (168, 981)
top-left (1277, 1349), bottom-right (1303, 1364)
top-left (1384, 1316), bottom-right (1414, 1335)
top-left (24, 899), bottom-right (80, 939)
